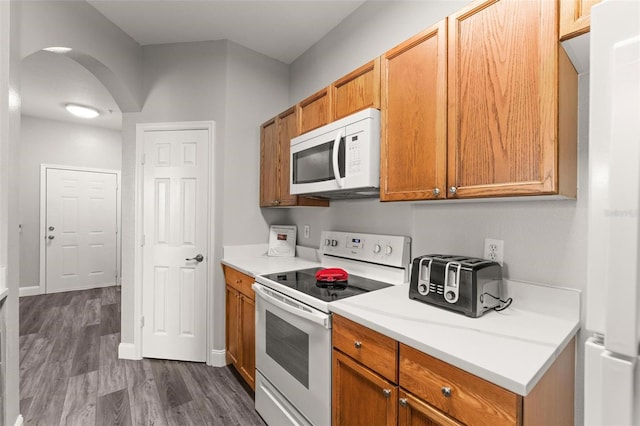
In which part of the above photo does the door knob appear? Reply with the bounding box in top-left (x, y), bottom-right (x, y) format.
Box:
top-left (48, 226), bottom-right (55, 231)
top-left (185, 254), bottom-right (204, 262)
top-left (48, 235), bottom-right (55, 240)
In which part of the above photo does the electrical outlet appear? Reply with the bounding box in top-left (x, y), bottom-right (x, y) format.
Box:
top-left (304, 225), bottom-right (310, 239)
top-left (484, 238), bottom-right (504, 265)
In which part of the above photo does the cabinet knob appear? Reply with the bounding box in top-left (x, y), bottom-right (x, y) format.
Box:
top-left (235, 279), bottom-right (241, 284)
top-left (432, 188), bottom-right (440, 197)
top-left (441, 386), bottom-right (452, 398)
top-left (272, 200), bottom-right (280, 206)
top-left (399, 398), bottom-right (408, 407)
top-left (449, 186), bottom-right (457, 196)
top-left (382, 389), bottom-right (392, 398)
top-left (354, 341), bottom-right (362, 349)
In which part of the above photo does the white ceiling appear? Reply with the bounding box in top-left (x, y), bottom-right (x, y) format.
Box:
top-left (21, 0), bottom-right (366, 130)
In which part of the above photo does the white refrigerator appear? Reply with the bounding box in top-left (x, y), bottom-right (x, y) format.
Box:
top-left (586, 0), bottom-right (640, 424)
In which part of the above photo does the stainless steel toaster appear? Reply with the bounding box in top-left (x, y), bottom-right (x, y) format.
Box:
top-left (409, 254), bottom-right (503, 317)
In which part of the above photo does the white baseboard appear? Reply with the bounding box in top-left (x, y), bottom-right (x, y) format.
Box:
top-left (208, 349), bottom-right (227, 367)
top-left (118, 342), bottom-right (140, 360)
top-left (14, 414), bottom-right (24, 426)
top-left (18, 286), bottom-right (40, 297)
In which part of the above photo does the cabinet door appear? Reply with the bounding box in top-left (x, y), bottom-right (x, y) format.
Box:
top-left (447, 0), bottom-right (559, 198)
top-left (381, 20), bottom-right (447, 201)
top-left (225, 285), bottom-right (240, 366)
top-left (398, 390), bottom-right (463, 426)
top-left (560, 0), bottom-right (601, 41)
top-left (298, 87), bottom-right (332, 134)
top-left (239, 294), bottom-right (255, 390)
top-left (332, 350), bottom-right (397, 426)
top-left (277, 107), bottom-right (299, 207)
top-left (332, 58), bottom-right (381, 121)
top-left (260, 118), bottom-right (279, 206)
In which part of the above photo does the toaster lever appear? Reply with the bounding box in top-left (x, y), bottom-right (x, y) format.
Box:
top-left (417, 257), bottom-right (433, 296)
top-left (444, 261), bottom-right (461, 304)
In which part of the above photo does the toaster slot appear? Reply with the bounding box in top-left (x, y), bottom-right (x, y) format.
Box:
top-left (444, 262), bottom-right (461, 303)
top-left (417, 257), bottom-right (433, 296)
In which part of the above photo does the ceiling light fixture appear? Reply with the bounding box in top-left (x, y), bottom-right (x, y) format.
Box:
top-left (43, 46), bottom-right (72, 54)
top-left (65, 103), bottom-right (100, 119)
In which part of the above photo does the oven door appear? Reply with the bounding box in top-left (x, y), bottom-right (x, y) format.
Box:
top-left (253, 283), bottom-right (332, 426)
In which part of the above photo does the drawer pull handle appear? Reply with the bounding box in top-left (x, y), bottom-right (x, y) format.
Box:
top-left (354, 341), bottom-right (362, 349)
top-left (441, 386), bottom-right (452, 398)
top-left (399, 398), bottom-right (408, 407)
top-left (382, 389), bottom-right (391, 398)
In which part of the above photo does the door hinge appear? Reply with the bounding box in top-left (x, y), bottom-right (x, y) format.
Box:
top-left (141, 153), bottom-right (146, 165)
top-left (141, 316), bottom-right (145, 328)
top-left (141, 235), bottom-right (146, 246)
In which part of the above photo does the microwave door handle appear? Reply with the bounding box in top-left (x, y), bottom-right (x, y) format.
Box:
top-left (332, 129), bottom-right (344, 188)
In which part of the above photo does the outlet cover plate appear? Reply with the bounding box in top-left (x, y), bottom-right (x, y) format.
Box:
top-left (484, 238), bottom-right (504, 266)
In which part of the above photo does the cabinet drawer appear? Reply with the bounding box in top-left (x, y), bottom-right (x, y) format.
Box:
top-left (333, 315), bottom-right (398, 383)
top-left (399, 344), bottom-right (521, 426)
top-left (222, 265), bottom-right (254, 299)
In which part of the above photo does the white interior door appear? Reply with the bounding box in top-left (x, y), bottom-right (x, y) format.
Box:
top-left (142, 128), bottom-right (208, 362)
top-left (45, 168), bottom-right (118, 293)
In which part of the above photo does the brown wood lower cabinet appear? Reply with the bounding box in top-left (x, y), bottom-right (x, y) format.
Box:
top-left (223, 265), bottom-right (255, 390)
top-left (332, 314), bottom-right (575, 426)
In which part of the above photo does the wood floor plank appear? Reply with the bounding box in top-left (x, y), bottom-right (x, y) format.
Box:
top-left (98, 333), bottom-right (127, 396)
top-left (127, 377), bottom-right (168, 426)
top-left (165, 400), bottom-right (206, 426)
top-left (100, 303), bottom-right (120, 335)
top-left (149, 359), bottom-right (193, 409)
top-left (97, 389), bottom-right (132, 426)
top-left (101, 286), bottom-right (118, 306)
top-left (70, 324), bottom-right (101, 376)
top-left (82, 298), bottom-right (102, 327)
top-left (24, 359), bottom-right (72, 425)
top-left (60, 371), bottom-right (98, 426)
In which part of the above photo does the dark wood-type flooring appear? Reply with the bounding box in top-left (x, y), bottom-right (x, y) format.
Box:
top-left (19, 286), bottom-right (265, 426)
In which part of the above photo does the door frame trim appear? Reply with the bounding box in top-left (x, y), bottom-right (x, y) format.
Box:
top-left (133, 121), bottom-right (216, 363)
top-left (39, 164), bottom-right (122, 295)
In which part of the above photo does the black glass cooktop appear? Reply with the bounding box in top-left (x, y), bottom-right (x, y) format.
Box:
top-left (260, 267), bottom-right (392, 303)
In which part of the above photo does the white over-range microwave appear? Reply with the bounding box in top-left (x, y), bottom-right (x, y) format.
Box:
top-left (290, 108), bottom-right (380, 199)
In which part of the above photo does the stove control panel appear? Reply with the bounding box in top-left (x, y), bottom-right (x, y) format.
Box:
top-left (320, 231), bottom-right (411, 268)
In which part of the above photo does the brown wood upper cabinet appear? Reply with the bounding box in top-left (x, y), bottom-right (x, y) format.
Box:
top-left (446, 0), bottom-right (577, 199)
top-left (560, 0), bottom-right (602, 41)
top-left (298, 59), bottom-right (381, 136)
top-left (332, 58), bottom-right (381, 121)
top-left (298, 87), bottom-right (332, 135)
top-left (381, 20), bottom-right (447, 201)
top-left (381, 0), bottom-right (578, 202)
top-left (260, 107), bottom-right (329, 207)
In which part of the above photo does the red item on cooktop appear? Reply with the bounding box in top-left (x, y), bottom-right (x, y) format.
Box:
top-left (315, 268), bottom-right (349, 283)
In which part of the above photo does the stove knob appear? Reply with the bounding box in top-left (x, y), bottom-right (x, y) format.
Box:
top-left (385, 245), bottom-right (393, 255)
top-left (325, 239), bottom-right (331, 246)
top-left (374, 244), bottom-right (381, 254)
top-left (331, 239), bottom-right (338, 247)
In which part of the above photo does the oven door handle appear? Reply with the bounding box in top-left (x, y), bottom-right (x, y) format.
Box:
top-left (332, 129), bottom-right (344, 188)
top-left (252, 283), bottom-right (331, 329)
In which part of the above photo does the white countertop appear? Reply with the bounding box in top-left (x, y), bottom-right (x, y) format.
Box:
top-left (221, 244), bottom-right (320, 277)
top-left (328, 280), bottom-right (581, 396)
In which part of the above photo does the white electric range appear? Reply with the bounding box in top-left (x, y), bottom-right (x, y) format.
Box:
top-left (253, 231), bottom-right (411, 426)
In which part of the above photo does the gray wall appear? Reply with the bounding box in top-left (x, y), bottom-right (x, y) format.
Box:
top-left (281, 2), bottom-right (589, 424)
top-left (119, 40), bottom-right (290, 350)
top-left (18, 115), bottom-right (122, 289)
